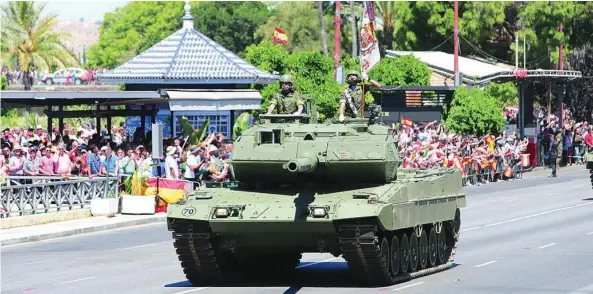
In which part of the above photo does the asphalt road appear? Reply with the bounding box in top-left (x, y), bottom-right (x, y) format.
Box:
top-left (2, 166), bottom-right (591, 294)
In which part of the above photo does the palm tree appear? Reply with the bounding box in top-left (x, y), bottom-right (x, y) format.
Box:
top-left (317, 1), bottom-right (328, 56)
top-left (349, 1), bottom-right (358, 58)
top-left (374, 1), bottom-right (397, 53)
top-left (1, 1), bottom-right (78, 90)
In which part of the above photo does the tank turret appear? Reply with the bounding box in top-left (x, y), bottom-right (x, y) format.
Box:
top-left (229, 111), bottom-right (400, 186)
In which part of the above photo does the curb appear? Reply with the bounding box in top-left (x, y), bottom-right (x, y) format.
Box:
top-left (1, 214), bottom-right (168, 246)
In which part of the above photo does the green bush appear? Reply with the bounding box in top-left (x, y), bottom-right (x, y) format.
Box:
top-left (443, 87), bottom-right (506, 136)
top-left (1, 75), bottom-right (7, 90)
top-left (483, 82), bottom-right (518, 108)
top-left (368, 55), bottom-right (431, 86)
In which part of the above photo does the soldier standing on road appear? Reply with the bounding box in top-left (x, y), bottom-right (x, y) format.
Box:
top-left (266, 74), bottom-right (304, 115)
top-left (339, 71), bottom-right (381, 122)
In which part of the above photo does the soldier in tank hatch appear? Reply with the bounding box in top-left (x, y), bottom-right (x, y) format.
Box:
top-left (338, 70), bottom-right (381, 122)
top-left (266, 74), bottom-right (305, 115)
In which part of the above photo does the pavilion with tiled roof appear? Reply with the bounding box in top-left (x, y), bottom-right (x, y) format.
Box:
top-left (98, 1), bottom-right (278, 138)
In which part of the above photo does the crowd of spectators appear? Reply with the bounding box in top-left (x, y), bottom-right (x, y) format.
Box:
top-left (2, 66), bottom-right (111, 87)
top-left (1, 108), bottom-right (591, 186)
top-left (0, 122), bottom-right (234, 186)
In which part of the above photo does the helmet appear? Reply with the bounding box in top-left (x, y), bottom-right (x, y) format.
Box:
top-left (279, 74), bottom-right (294, 84)
top-left (347, 70), bottom-right (361, 78)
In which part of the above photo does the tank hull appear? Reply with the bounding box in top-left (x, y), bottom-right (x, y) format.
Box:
top-left (167, 168), bottom-right (466, 286)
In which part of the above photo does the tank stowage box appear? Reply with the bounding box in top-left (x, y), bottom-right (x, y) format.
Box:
top-left (167, 105), bottom-right (466, 286)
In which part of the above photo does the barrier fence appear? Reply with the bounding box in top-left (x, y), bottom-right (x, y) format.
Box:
top-left (0, 176), bottom-right (119, 218)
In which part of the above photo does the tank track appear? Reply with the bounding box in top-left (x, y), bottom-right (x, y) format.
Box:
top-left (170, 219), bottom-right (303, 285)
top-left (338, 220), bottom-right (459, 286)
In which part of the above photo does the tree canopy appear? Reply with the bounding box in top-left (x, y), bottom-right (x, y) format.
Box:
top-left (444, 87), bottom-right (507, 136)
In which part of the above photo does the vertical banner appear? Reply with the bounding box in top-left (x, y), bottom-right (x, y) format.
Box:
top-left (273, 27), bottom-right (288, 45)
top-left (360, 1), bottom-right (381, 80)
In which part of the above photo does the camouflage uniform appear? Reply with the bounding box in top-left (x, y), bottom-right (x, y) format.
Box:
top-left (269, 74), bottom-right (305, 114)
top-left (339, 86), bottom-right (364, 118)
top-left (269, 92), bottom-right (305, 114)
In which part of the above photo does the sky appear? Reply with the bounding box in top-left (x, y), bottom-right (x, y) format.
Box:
top-left (40, 1), bottom-right (129, 22)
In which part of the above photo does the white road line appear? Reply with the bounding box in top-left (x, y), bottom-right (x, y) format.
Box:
top-left (504, 199), bottom-right (517, 203)
top-left (587, 232), bottom-right (593, 235)
top-left (474, 260), bottom-right (497, 268)
top-left (54, 277), bottom-right (95, 285)
top-left (122, 243), bottom-right (158, 250)
top-left (25, 259), bottom-right (58, 265)
top-left (538, 243), bottom-right (557, 249)
top-left (392, 282), bottom-right (425, 291)
top-left (547, 192), bottom-right (561, 196)
top-left (171, 287), bottom-right (208, 294)
top-left (461, 202), bottom-right (593, 232)
top-left (296, 257), bottom-right (341, 269)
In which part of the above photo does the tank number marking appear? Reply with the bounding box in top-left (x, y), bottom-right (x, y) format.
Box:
top-left (182, 207), bottom-right (197, 216)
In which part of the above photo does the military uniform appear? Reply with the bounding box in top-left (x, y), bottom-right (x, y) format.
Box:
top-left (269, 92), bottom-right (305, 114)
top-left (339, 86), bottom-right (364, 118)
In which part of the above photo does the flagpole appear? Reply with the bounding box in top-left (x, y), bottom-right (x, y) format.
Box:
top-left (361, 79), bottom-right (365, 118)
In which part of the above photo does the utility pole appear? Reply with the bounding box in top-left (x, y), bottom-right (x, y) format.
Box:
top-left (453, 0), bottom-right (459, 86)
top-left (334, 1), bottom-right (341, 80)
top-left (557, 23), bottom-right (564, 129)
top-left (523, 34), bottom-right (526, 69)
top-left (515, 32), bottom-right (519, 68)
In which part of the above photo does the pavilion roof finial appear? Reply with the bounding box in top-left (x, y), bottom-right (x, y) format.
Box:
top-left (182, 0), bottom-right (194, 29)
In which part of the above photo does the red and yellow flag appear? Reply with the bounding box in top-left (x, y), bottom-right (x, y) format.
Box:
top-left (504, 166), bottom-right (513, 178)
top-left (521, 154), bottom-right (530, 167)
top-left (273, 27), bottom-right (288, 45)
top-left (401, 117), bottom-right (413, 127)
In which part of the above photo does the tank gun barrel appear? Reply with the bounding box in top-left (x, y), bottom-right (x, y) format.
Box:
top-left (284, 156), bottom-right (318, 173)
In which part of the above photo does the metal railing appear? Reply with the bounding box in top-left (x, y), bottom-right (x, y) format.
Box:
top-left (0, 176), bottom-right (119, 218)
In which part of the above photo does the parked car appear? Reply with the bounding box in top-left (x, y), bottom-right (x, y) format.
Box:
top-left (41, 68), bottom-right (88, 85)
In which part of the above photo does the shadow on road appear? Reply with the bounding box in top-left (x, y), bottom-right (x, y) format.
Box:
top-left (164, 261), bottom-right (462, 290)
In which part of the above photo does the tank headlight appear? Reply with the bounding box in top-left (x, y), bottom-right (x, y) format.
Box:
top-left (311, 207), bottom-right (327, 218)
top-left (215, 208), bottom-right (229, 218)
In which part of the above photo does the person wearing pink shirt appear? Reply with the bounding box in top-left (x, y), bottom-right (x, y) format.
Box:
top-left (54, 146), bottom-right (71, 176)
top-left (39, 146), bottom-right (55, 175)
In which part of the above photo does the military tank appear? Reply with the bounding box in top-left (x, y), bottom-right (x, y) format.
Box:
top-left (167, 100), bottom-right (466, 286)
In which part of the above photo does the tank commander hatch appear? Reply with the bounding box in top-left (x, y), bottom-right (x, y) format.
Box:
top-left (339, 70), bottom-right (381, 122)
top-left (266, 74), bottom-right (305, 115)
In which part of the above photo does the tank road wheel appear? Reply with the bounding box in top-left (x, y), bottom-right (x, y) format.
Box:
top-left (389, 234), bottom-right (400, 277)
top-left (408, 232), bottom-right (419, 272)
top-left (428, 226), bottom-right (438, 267)
top-left (380, 237), bottom-right (390, 274)
top-left (437, 227), bottom-right (448, 265)
top-left (399, 233), bottom-right (410, 274)
top-left (418, 229), bottom-right (428, 270)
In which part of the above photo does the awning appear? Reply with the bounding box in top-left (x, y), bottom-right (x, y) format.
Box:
top-left (166, 89), bottom-right (262, 111)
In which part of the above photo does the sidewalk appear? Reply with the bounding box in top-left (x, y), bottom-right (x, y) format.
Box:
top-left (1, 213), bottom-right (167, 246)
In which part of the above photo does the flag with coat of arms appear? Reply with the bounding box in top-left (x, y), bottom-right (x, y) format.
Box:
top-left (359, 1), bottom-right (381, 80)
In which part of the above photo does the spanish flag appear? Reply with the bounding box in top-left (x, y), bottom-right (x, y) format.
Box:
top-left (273, 27), bottom-right (288, 45)
top-left (145, 178), bottom-right (186, 207)
top-left (401, 117), bottom-right (413, 127)
top-left (504, 166), bottom-right (513, 178)
top-left (521, 154), bottom-right (530, 167)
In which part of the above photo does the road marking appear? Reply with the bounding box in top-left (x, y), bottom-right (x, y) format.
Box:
top-left (392, 281), bottom-right (425, 291)
top-left (504, 199), bottom-right (517, 203)
top-left (538, 243), bottom-right (557, 249)
top-left (461, 202), bottom-right (593, 232)
top-left (54, 277), bottom-right (95, 285)
top-left (171, 287), bottom-right (208, 294)
top-left (547, 192), bottom-right (560, 196)
top-left (474, 260), bottom-right (497, 268)
top-left (25, 259), bottom-right (58, 265)
top-left (587, 232), bottom-right (593, 235)
top-left (122, 243), bottom-right (158, 250)
top-left (296, 257), bottom-right (341, 269)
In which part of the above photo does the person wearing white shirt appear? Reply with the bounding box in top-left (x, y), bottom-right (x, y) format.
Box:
top-left (184, 146), bottom-right (201, 182)
top-left (165, 146), bottom-right (179, 179)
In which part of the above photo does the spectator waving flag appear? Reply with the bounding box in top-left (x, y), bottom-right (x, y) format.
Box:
top-left (273, 27), bottom-right (288, 45)
top-left (360, 1), bottom-right (380, 80)
top-left (401, 117), bottom-right (413, 127)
